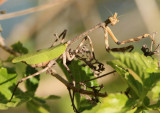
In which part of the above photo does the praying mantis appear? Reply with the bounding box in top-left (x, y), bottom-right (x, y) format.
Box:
top-left (10, 30), bottom-right (98, 113)
top-left (10, 12), bottom-right (156, 106)
top-left (10, 29), bottom-right (97, 102)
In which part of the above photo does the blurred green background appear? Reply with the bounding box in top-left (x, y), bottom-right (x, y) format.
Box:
top-left (0, 0), bottom-right (160, 113)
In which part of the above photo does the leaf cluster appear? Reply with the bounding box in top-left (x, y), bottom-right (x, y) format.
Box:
top-left (0, 42), bottom-right (160, 113)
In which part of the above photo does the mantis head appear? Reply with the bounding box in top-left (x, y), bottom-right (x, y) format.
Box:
top-left (109, 12), bottom-right (119, 26)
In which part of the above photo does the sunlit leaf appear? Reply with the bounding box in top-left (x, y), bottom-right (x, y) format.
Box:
top-left (26, 99), bottom-right (50, 113)
top-left (107, 52), bottom-right (160, 101)
top-left (0, 67), bottom-right (30, 109)
top-left (96, 93), bottom-right (136, 113)
top-left (151, 81), bottom-right (160, 101)
top-left (57, 59), bottom-right (98, 112)
top-left (11, 41), bottom-right (28, 54)
top-left (43, 95), bottom-right (61, 100)
top-left (0, 67), bottom-right (17, 100)
top-left (24, 65), bottom-right (40, 95)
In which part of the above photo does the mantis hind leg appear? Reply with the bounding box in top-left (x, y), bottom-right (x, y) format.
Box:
top-left (52, 29), bottom-right (67, 47)
top-left (120, 33), bottom-right (155, 47)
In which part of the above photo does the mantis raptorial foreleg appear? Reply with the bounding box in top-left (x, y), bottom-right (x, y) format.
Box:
top-left (67, 35), bottom-right (95, 61)
top-left (68, 35), bottom-right (105, 73)
top-left (62, 35), bottom-right (97, 85)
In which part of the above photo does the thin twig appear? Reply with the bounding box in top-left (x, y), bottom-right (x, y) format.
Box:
top-left (0, 0), bottom-right (69, 20)
top-left (0, 44), bottom-right (18, 56)
top-left (81, 70), bottom-right (116, 83)
top-left (67, 88), bottom-right (79, 113)
top-left (0, 33), bottom-right (18, 56)
top-left (49, 68), bottom-right (107, 97)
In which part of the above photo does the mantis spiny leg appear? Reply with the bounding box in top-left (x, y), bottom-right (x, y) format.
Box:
top-left (52, 29), bottom-right (67, 47)
top-left (59, 29), bottom-right (67, 44)
top-left (67, 35), bottom-right (95, 61)
top-left (68, 35), bottom-right (105, 73)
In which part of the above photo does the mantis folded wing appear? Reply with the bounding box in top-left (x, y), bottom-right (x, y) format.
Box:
top-left (12, 43), bottom-right (67, 65)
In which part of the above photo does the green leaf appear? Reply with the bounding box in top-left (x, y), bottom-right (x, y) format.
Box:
top-left (107, 52), bottom-right (160, 100)
top-left (107, 59), bottom-right (143, 98)
top-left (96, 93), bottom-right (136, 113)
top-left (151, 81), bottom-right (160, 101)
top-left (145, 70), bottom-right (160, 89)
top-left (24, 65), bottom-right (40, 95)
top-left (78, 96), bottom-right (98, 112)
top-left (0, 67), bottom-right (17, 101)
top-left (134, 107), bottom-right (150, 113)
top-left (11, 41), bottom-right (28, 54)
top-left (25, 95), bottom-right (60, 113)
top-left (0, 100), bottom-right (21, 110)
top-left (143, 97), bottom-right (150, 106)
top-left (0, 63), bottom-right (58, 111)
top-left (26, 99), bottom-right (50, 113)
top-left (57, 59), bottom-right (98, 86)
top-left (43, 95), bottom-right (61, 100)
top-left (34, 95), bottom-right (61, 101)
top-left (57, 59), bottom-right (98, 112)
top-left (148, 81), bottom-right (160, 110)
top-left (0, 67), bottom-right (31, 109)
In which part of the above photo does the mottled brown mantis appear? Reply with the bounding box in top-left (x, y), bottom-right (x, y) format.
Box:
top-left (8, 12), bottom-right (156, 113)
top-left (10, 11), bottom-right (155, 99)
